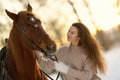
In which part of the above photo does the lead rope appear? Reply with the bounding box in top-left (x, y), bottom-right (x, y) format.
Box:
top-left (48, 56), bottom-right (61, 80)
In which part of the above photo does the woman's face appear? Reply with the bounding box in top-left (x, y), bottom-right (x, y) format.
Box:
top-left (67, 26), bottom-right (80, 46)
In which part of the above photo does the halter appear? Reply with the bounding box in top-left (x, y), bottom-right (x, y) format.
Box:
top-left (15, 20), bottom-right (48, 55)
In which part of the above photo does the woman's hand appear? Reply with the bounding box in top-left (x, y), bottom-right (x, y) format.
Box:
top-left (55, 61), bottom-right (69, 74)
top-left (34, 50), bottom-right (43, 61)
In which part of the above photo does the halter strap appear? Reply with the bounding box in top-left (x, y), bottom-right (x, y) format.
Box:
top-left (15, 23), bottom-right (48, 53)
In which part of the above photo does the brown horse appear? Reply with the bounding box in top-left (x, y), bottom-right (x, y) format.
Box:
top-left (5, 4), bottom-right (56, 80)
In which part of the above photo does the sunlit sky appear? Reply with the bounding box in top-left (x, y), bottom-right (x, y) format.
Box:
top-left (0, 0), bottom-right (120, 34)
top-left (89, 0), bottom-right (120, 30)
top-left (0, 0), bottom-right (120, 48)
top-left (73, 0), bottom-right (120, 33)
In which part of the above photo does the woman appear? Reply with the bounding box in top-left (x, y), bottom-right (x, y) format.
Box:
top-left (35, 22), bottom-right (106, 80)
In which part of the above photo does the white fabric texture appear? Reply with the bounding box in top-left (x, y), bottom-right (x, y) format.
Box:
top-left (55, 61), bottom-right (69, 74)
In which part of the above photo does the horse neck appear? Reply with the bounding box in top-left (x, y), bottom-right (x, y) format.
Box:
top-left (8, 25), bottom-right (34, 53)
top-left (8, 25), bottom-right (36, 63)
top-left (6, 27), bottom-right (40, 80)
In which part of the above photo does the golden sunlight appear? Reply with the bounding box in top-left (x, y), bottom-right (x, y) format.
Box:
top-left (88, 0), bottom-right (120, 31)
top-left (69, 0), bottom-right (120, 35)
top-left (0, 0), bottom-right (120, 47)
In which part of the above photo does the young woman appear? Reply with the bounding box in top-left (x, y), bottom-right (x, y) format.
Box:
top-left (35, 22), bottom-right (106, 80)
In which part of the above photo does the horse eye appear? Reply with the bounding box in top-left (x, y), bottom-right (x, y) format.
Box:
top-left (30, 17), bottom-right (35, 22)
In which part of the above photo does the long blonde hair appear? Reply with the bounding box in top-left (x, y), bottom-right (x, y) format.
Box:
top-left (72, 23), bottom-right (106, 74)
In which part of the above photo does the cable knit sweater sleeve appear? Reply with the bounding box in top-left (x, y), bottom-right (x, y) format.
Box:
top-left (36, 46), bottom-right (67, 71)
top-left (67, 59), bottom-right (97, 80)
top-left (36, 45), bottom-right (70, 70)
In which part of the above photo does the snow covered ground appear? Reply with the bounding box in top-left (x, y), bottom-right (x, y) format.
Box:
top-left (100, 46), bottom-right (120, 80)
top-left (48, 45), bottom-right (120, 80)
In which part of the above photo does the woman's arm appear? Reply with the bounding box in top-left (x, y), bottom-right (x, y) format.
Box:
top-left (35, 50), bottom-right (55, 71)
top-left (92, 74), bottom-right (101, 80)
top-left (66, 59), bottom-right (97, 80)
top-left (54, 56), bottom-right (98, 80)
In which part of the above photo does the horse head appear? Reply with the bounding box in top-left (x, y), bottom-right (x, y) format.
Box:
top-left (5, 4), bottom-right (56, 56)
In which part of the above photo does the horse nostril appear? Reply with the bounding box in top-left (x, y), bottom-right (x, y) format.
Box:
top-left (47, 44), bottom-right (55, 51)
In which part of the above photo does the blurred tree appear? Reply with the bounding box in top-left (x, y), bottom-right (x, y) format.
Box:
top-left (48, 20), bottom-right (64, 45)
top-left (0, 1), bottom-right (6, 48)
top-left (67, 0), bottom-right (112, 50)
top-left (17, 0), bottom-right (47, 9)
top-left (0, 0), bottom-right (116, 51)
top-left (95, 30), bottom-right (112, 50)
top-left (83, 0), bottom-right (113, 51)
top-left (119, 24), bottom-right (120, 31)
top-left (67, 0), bottom-right (81, 22)
top-left (82, 0), bottom-right (100, 32)
top-left (45, 17), bottom-right (67, 47)
top-left (35, 0), bottom-right (47, 6)
top-left (83, 0), bottom-right (110, 50)
top-left (115, 0), bottom-right (120, 15)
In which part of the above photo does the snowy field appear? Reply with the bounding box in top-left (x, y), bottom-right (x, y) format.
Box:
top-left (48, 45), bottom-right (120, 80)
top-left (100, 45), bottom-right (120, 80)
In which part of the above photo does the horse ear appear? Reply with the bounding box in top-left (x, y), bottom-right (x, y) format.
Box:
top-left (5, 9), bottom-right (18, 21)
top-left (27, 4), bottom-right (32, 12)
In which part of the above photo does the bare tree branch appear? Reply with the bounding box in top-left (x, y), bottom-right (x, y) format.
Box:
top-left (67, 0), bottom-right (81, 22)
top-left (82, 0), bottom-right (99, 32)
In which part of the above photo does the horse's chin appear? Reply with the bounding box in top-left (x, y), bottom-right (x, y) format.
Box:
top-left (38, 49), bottom-right (55, 57)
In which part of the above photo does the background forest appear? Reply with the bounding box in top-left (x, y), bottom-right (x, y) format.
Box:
top-left (0, 0), bottom-right (120, 51)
